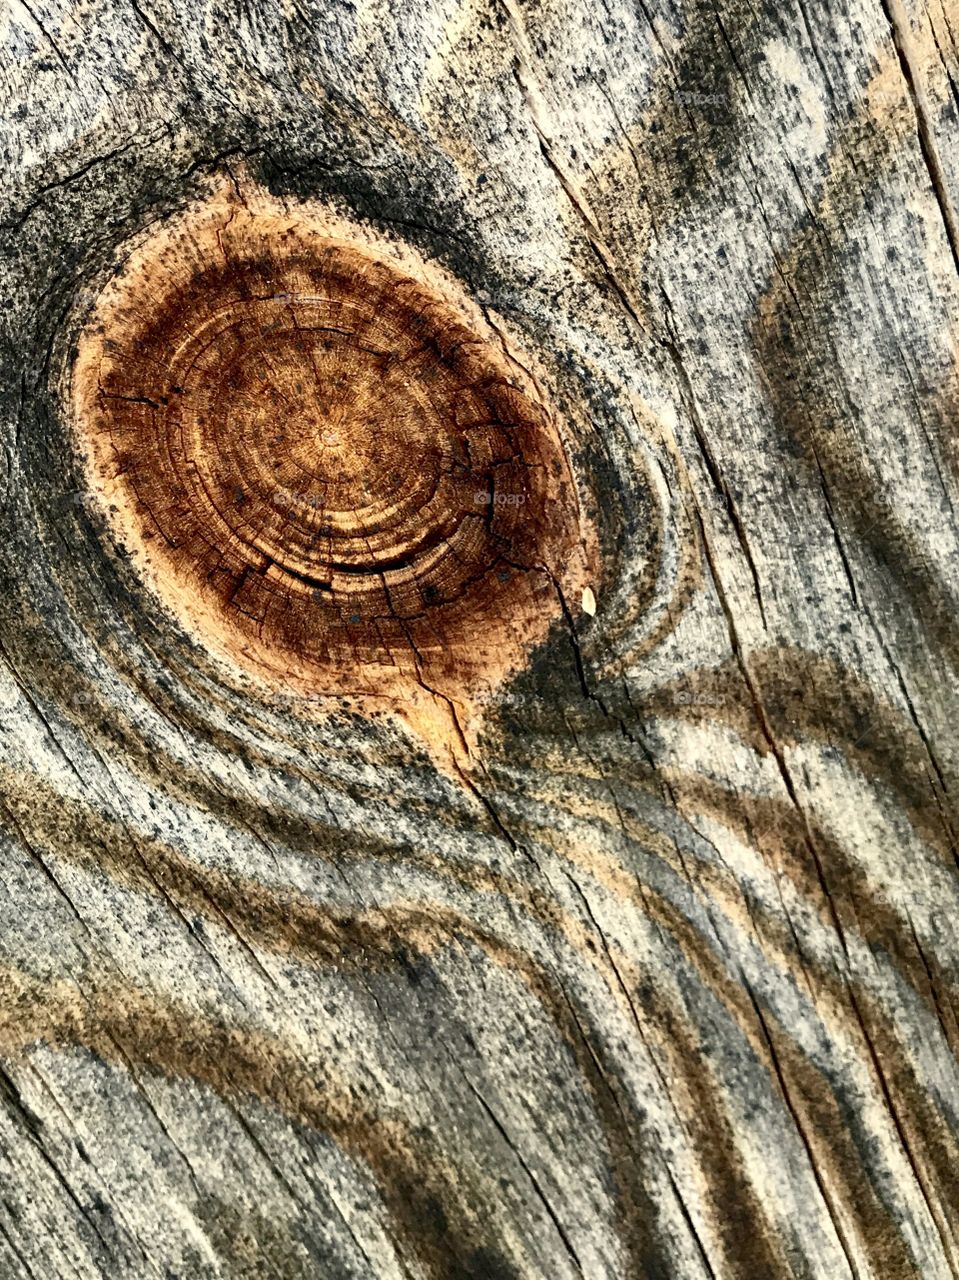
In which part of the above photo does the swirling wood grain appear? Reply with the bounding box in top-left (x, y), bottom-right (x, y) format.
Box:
top-left (1, 0), bottom-right (959, 1276)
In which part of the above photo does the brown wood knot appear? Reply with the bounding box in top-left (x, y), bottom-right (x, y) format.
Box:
top-left (70, 174), bottom-right (597, 763)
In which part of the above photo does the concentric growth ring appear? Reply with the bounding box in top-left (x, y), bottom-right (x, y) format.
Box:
top-left (70, 179), bottom-right (596, 712)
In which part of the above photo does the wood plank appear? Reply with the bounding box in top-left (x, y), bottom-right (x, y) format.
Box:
top-left (1, 0), bottom-right (958, 1274)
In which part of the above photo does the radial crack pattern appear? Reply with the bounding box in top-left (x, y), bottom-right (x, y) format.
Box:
top-left (69, 180), bottom-right (597, 720)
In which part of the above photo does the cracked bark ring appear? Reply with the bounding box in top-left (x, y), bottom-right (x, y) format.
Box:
top-left (69, 178), bottom-right (596, 730)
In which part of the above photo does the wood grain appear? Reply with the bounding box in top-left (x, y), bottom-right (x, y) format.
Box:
top-left (69, 174), bottom-right (596, 762)
top-left (1, 0), bottom-right (959, 1276)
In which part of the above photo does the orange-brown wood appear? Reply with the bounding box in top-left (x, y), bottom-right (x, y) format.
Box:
top-left (71, 177), bottom-right (598, 759)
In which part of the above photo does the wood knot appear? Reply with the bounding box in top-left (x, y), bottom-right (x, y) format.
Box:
top-left (70, 176), bottom-right (597, 758)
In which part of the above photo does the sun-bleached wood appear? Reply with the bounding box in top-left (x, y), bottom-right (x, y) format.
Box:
top-left (1, 0), bottom-right (959, 1276)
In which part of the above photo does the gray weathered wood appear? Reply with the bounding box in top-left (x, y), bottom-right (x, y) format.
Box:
top-left (2, 0), bottom-right (959, 1275)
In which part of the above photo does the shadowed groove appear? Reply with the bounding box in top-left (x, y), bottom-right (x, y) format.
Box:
top-left (0, 965), bottom-right (542, 1280)
top-left (6, 735), bottom-right (953, 1277)
top-left (0, 924), bottom-right (674, 1279)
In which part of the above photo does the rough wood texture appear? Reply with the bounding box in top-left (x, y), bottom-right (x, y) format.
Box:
top-left (2, 0), bottom-right (959, 1276)
top-left (68, 175), bottom-right (597, 763)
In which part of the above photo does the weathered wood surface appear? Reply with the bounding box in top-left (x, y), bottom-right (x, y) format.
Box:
top-left (2, 0), bottom-right (959, 1276)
